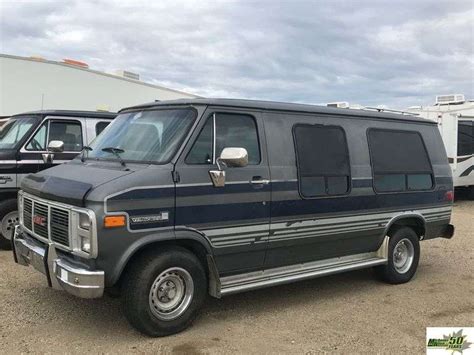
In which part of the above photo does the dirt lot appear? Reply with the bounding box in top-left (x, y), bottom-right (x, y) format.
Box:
top-left (0, 201), bottom-right (473, 354)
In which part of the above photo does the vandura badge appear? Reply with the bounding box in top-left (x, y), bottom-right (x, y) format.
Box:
top-left (130, 212), bottom-right (170, 225)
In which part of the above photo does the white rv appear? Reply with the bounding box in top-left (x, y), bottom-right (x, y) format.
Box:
top-left (407, 94), bottom-right (474, 198)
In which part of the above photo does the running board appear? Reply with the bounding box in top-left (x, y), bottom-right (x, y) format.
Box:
top-left (219, 238), bottom-right (389, 297)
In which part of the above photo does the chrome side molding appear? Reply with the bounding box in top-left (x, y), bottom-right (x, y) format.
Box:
top-left (219, 238), bottom-right (389, 297)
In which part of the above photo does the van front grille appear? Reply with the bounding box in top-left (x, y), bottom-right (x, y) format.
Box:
top-left (32, 202), bottom-right (48, 239)
top-left (23, 198), bottom-right (33, 230)
top-left (22, 196), bottom-right (70, 248)
top-left (50, 207), bottom-right (70, 246)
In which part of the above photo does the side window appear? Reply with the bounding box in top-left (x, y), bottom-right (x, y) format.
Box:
top-left (49, 121), bottom-right (83, 151)
top-left (368, 129), bottom-right (433, 192)
top-left (186, 117), bottom-right (213, 164)
top-left (26, 123), bottom-right (47, 150)
top-left (215, 113), bottom-right (260, 164)
top-left (186, 113), bottom-right (261, 165)
top-left (457, 120), bottom-right (474, 156)
top-left (96, 121), bottom-right (110, 136)
top-left (27, 120), bottom-right (83, 151)
top-left (293, 124), bottom-right (350, 197)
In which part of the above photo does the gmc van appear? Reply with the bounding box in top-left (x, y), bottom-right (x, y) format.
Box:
top-left (12, 99), bottom-right (454, 336)
top-left (0, 110), bottom-right (115, 248)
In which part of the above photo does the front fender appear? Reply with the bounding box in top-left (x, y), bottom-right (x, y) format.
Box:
top-left (106, 227), bottom-right (213, 286)
top-left (0, 188), bottom-right (19, 201)
top-left (174, 226), bottom-right (213, 253)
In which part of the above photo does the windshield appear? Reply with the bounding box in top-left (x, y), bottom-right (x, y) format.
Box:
top-left (0, 116), bottom-right (39, 149)
top-left (87, 108), bottom-right (196, 163)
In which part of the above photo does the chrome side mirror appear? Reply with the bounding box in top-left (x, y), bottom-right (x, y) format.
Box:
top-left (209, 147), bottom-right (248, 187)
top-left (42, 140), bottom-right (64, 164)
top-left (219, 147), bottom-right (248, 168)
top-left (48, 140), bottom-right (64, 153)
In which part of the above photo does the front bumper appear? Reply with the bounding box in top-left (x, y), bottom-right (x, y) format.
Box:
top-left (12, 226), bottom-right (104, 298)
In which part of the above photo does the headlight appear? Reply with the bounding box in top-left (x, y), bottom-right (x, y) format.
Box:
top-left (78, 212), bottom-right (92, 253)
top-left (72, 210), bottom-right (96, 256)
top-left (79, 212), bottom-right (91, 230)
top-left (80, 236), bottom-right (91, 253)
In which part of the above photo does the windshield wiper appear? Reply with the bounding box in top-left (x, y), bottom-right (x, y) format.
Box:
top-left (102, 147), bottom-right (126, 167)
top-left (80, 146), bottom-right (93, 162)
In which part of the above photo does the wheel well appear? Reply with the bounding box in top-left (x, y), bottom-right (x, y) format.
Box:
top-left (116, 239), bottom-right (210, 289)
top-left (0, 193), bottom-right (18, 204)
top-left (388, 217), bottom-right (425, 239)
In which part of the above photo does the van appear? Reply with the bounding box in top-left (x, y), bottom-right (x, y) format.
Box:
top-left (11, 99), bottom-right (454, 336)
top-left (0, 110), bottom-right (115, 248)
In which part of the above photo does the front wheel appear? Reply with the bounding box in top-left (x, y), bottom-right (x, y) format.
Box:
top-left (0, 199), bottom-right (18, 250)
top-left (122, 247), bottom-right (207, 337)
top-left (374, 227), bottom-right (420, 284)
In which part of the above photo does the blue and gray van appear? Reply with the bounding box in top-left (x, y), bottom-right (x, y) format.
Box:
top-left (12, 99), bottom-right (454, 336)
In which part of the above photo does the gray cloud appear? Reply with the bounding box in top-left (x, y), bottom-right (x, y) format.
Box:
top-left (1, 0), bottom-right (472, 108)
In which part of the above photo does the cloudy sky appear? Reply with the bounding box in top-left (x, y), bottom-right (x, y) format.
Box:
top-left (1, 0), bottom-right (473, 108)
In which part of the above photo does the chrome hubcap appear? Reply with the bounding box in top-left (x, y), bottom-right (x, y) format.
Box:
top-left (393, 238), bottom-right (414, 274)
top-left (149, 267), bottom-right (194, 321)
top-left (1, 211), bottom-right (18, 240)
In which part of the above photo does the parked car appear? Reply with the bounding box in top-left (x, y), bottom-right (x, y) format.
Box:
top-left (0, 110), bottom-right (115, 248)
top-left (11, 99), bottom-right (454, 336)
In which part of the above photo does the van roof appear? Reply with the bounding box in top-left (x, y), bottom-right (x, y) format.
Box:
top-left (12, 110), bottom-right (116, 119)
top-left (121, 98), bottom-right (436, 125)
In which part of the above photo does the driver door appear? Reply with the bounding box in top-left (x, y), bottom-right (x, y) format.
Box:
top-left (175, 109), bottom-right (271, 275)
top-left (19, 118), bottom-right (85, 178)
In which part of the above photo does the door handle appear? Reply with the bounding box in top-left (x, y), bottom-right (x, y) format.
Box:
top-left (250, 177), bottom-right (270, 185)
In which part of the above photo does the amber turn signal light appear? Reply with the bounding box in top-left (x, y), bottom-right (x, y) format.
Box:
top-left (104, 215), bottom-right (126, 228)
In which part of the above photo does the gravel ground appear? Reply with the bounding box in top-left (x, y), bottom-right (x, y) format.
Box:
top-left (0, 200), bottom-right (473, 354)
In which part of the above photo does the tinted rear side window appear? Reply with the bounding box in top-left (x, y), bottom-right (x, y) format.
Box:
top-left (368, 129), bottom-right (433, 192)
top-left (294, 124), bottom-right (350, 197)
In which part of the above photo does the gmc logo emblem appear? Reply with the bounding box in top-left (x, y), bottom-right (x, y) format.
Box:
top-left (33, 215), bottom-right (47, 227)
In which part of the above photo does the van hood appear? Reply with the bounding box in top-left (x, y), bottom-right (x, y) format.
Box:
top-left (21, 161), bottom-right (136, 206)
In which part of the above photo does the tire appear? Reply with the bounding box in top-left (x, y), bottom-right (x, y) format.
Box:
top-left (104, 286), bottom-right (121, 298)
top-left (0, 199), bottom-right (18, 250)
top-left (122, 246), bottom-right (207, 337)
top-left (374, 227), bottom-right (420, 284)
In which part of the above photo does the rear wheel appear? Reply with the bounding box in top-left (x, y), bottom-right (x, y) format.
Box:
top-left (374, 227), bottom-right (420, 284)
top-left (0, 199), bottom-right (18, 250)
top-left (122, 247), bottom-right (207, 337)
